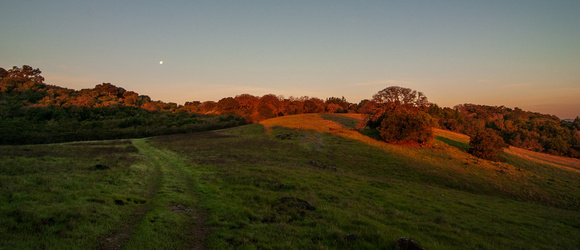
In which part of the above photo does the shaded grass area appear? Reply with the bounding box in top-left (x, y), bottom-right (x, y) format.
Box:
top-left (436, 136), bottom-right (470, 152)
top-left (0, 138), bottom-right (209, 249)
top-left (318, 113), bottom-right (362, 128)
top-left (151, 114), bottom-right (580, 249)
top-left (0, 140), bottom-right (158, 249)
top-left (433, 129), bottom-right (471, 152)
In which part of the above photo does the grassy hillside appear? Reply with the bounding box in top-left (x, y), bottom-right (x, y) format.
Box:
top-left (1, 114), bottom-right (579, 249)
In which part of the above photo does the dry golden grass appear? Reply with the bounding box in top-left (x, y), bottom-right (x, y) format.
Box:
top-left (261, 113), bottom-right (580, 178)
top-left (433, 128), bottom-right (470, 144)
top-left (506, 146), bottom-right (580, 173)
top-left (262, 114), bottom-right (488, 172)
top-left (260, 113), bottom-right (412, 156)
top-left (435, 128), bottom-right (580, 173)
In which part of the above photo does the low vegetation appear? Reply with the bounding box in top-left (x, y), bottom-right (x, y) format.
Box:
top-left (2, 114), bottom-right (578, 249)
top-left (0, 105), bottom-right (246, 144)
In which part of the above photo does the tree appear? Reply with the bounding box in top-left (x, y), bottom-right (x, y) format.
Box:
top-left (93, 83), bottom-right (125, 98)
top-left (1, 65), bottom-right (45, 93)
top-left (326, 96), bottom-right (350, 110)
top-left (260, 94), bottom-right (281, 116)
top-left (0, 67), bottom-right (8, 79)
top-left (303, 98), bottom-right (325, 113)
top-left (235, 94), bottom-right (259, 111)
top-left (257, 101), bottom-right (276, 119)
top-left (356, 99), bottom-right (377, 114)
top-left (372, 86), bottom-right (428, 108)
top-left (123, 91), bottom-right (141, 107)
top-left (358, 86), bottom-right (434, 145)
top-left (198, 101), bottom-right (217, 113)
top-left (286, 100), bottom-right (304, 115)
top-left (6, 65), bottom-right (44, 84)
top-left (217, 97), bottom-right (239, 114)
top-left (326, 103), bottom-right (342, 113)
top-left (377, 107), bottom-right (434, 144)
top-left (469, 128), bottom-right (506, 160)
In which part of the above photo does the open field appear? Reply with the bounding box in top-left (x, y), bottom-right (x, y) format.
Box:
top-left (1, 114), bottom-right (579, 249)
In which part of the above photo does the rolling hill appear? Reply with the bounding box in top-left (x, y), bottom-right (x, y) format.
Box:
top-left (1, 114), bottom-right (579, 249)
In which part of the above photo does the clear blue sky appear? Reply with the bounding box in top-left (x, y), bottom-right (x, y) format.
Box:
top-left (1, 0), bottom-right (579, 118)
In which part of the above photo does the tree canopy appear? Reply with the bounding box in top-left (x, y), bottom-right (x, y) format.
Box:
top-left (469, 128), bottom-right (507, 160)
top-left (359, 86), bottom-right (434, 145)
top-left (372, 86), bottom-right (428, 108)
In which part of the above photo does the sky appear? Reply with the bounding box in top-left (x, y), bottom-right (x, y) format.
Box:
top-left (1, 0), bottom-right (579, 119)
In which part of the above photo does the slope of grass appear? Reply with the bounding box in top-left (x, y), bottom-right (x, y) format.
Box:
top-left (150, 114), bottom-right (580, 249)
top-left (1, 113), bottom-right (579, 249)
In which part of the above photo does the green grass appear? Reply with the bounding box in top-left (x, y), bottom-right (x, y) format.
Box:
top-left (150, 114), bottom-right (579, 249)
top-left (0, 138), bottom-right (207, 249)
top-left (123, 139), bottom-right (207, 249)
top-left (436, 136), bottom-right (470, 151)
top-left (1, 113), bottom-right (579, 249)
top-left (0, 140), bottom-right (157, 249)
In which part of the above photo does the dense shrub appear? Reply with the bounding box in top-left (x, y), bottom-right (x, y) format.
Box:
top-left (359, 86), bottom-right (434, 145)
top-left (469, 128), bottom-right (507, 160)
top-left (377, 109), bottom-right (433, 144)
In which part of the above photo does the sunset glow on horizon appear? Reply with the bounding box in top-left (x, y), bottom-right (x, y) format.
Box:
top-left (1, 1), bottom-right (578, 118)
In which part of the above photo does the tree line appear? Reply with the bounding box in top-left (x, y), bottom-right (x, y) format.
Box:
top-left (427, 103), bottom-right (580, 158)
top-left (355, 85), bottom-right (579, 159)
top-left (0, 66), bottom-right (245, 144)
top-left (1, 65), bottom-right (579, 159)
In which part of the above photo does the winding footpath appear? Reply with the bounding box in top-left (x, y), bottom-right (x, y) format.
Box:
top-left (104, 139), bottom-right (208, 249)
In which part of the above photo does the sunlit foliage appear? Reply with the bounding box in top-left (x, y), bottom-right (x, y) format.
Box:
top-left (358, 86), bottom-right (434, 145)
top-left (469, 128), bottom-right (507, 160)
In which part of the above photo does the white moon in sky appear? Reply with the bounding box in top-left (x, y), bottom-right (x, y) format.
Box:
top-left (159, 61), bottom-right (164, 65)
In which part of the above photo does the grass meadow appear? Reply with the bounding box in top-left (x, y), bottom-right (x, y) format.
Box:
top-left (1, 114), bottom-right (579, 249)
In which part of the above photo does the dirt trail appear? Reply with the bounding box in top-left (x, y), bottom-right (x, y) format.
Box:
top-left (102, 139), bottom-right (209, 249)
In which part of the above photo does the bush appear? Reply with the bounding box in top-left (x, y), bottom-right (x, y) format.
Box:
top-left (469, 128), bottom-right (506, 160)
top-left (357, 86), bottom-right (434, 145)
top-left (377, 109), bottom-right (434, 144)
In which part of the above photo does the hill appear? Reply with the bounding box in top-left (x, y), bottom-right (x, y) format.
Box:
top-left (2, 65), bottom-right (579, 159)
top-left (1, 114), bottom-right (578, 249)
